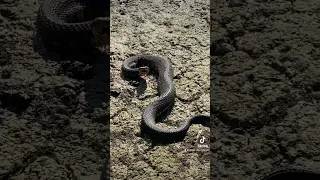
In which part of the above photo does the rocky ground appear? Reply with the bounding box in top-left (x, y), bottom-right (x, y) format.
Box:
top-left (110, 0), bottom-right (210, 179)
top-left (1, 0), bottom-right (319, 180)
top-left (211, 0), bottom-right (320, 179)
top-left (0, 0), bottom-right (109, 179)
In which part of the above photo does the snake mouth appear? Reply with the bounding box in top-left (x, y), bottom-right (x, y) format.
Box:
top-left (138, 66), bottom-right (150, 78)
top-left (90, 17), bottom-right (110, 52)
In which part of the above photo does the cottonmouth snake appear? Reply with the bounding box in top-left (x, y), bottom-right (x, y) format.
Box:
top-left (122, 55), bottom-right (320, 179)
top-left (36, 1), bottom-right (319, 178)
top-left (122, 55), bottom-right (210, 142)
top-left (37, 0), bottom-right (110, 48)
top-left (37, 0), bottom-right (110, 179)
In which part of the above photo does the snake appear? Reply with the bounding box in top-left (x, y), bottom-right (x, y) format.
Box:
top-left (36, 0), bottom-right (110, 179)
top-left (36, 1), bottom-right (319, 178)
top-left (253, 167), bottom-right (320, 180)
top-left (121, 55), bottom-right (210, 142)
top-left (36, 0), bottom-right (110, 48)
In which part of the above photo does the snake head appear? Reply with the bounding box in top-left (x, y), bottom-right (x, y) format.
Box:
top-left (138, 66), bottom-right (150, 78)
top-left (91, 17), bottom-right (110, 51)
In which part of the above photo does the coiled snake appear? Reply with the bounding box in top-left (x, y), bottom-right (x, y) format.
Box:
top-left (37, 0), bottom-right (109, 48)
top-left (122, 55), bottom-right (210, 142)
top-left (36, 0), bottom-right (110, 179)
top-left (121, 55), bottom-right (320, 179)
top-left (36, 0), bottom-right (319, 178)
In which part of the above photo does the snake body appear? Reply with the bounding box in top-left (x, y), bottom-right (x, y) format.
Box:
top-left (36, 1), bottom-right (319, 178)
top-left (122, 55), bottom-right (210, 142)
top-left (37, 0), bottom-right (109, 47)
top-left (37, 1), bottom-right (110, 179)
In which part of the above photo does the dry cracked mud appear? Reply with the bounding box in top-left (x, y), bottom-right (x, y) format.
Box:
top-left (1, 0), bottom-right (320, 180)
top-left (211, 0), bottom-right (320, 179)
top-left (110, 0), bottom-right (210, 179)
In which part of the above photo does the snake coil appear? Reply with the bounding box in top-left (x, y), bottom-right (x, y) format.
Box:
top-left (122, 55), bottom-right (210, 142)
top-left (37, 0), bottom-right (110, 48)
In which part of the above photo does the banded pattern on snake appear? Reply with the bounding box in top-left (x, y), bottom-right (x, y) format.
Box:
top-left (36, 1), bottom-right (110, 179)
top-left (37, 0), bottom-right (110, 48)
top-left (36, 0), bottom-right (320, 179)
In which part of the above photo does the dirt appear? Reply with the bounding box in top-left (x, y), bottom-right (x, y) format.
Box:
top-left (110, 0), bottom-right (210, 179)
top-left (211, 0), bottom-right (320, 179)
top-left (0, 0), bottom-right (109, 179)
top-left (1, 0), bottom-right (319, 180)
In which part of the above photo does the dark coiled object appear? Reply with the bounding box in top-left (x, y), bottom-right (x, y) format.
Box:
top-left (122, 55), bottom-right (210, 142)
